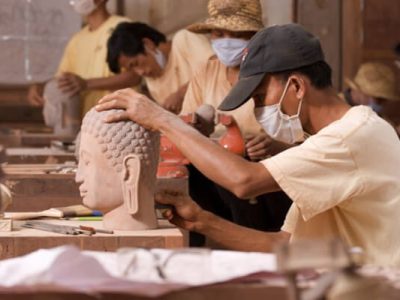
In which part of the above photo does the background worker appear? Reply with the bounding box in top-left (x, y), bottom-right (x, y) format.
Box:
top-left (106, 22), bottom-right (214, 114)
top-left (181, 0), bottom-right (292, 245)
top-left (343, 62), bottom-right (400, 135)
top-left (96, 24), bottom-right (400, 267)
top-left (28, 0), bottom-right (141, 116)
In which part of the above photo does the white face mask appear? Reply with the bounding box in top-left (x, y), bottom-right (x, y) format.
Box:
top-left (70, 0), bottom-right (98, 15)
top-left (211, 38), bottom-right (249, 67)
top-left (254, 79), bottom-right (305, 144)
top-left (146, 46), bottom-right (167, 70)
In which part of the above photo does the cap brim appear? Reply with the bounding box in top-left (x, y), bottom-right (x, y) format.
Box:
top-left (219, 73), bottom-right (265, 111)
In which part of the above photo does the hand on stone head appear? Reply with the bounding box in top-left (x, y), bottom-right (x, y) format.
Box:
top-left (155, 190), bottom-right (204, 232)
top-left (96, 88), bottom-right (171, 131)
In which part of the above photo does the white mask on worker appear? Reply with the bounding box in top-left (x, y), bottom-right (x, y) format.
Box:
top-left (70, 0), bottom-right (97, 15)
top-left (211, 38), bottom-right (249, 67)
top-left (146, 46), bottom-right (167, 69)
top-left (254, 79), bottom-right (305, 144)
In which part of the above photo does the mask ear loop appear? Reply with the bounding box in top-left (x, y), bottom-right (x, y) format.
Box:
top-left (296, 97), bottom-right (303, 116)
top-left (278, 79), bottom-right (303, 118)
top-left (277, 78), bottom-right (292, 116)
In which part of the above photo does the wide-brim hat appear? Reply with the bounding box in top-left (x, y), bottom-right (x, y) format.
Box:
top-left (345, 62), bottom-right (400, 101)
top-left (187, 0), bottom-right (264, 33)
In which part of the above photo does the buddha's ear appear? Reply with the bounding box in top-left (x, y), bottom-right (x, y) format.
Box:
top-left (121, 154), bottom-right (141, 215)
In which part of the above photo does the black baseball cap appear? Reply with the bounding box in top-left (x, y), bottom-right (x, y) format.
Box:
top-left (219, 23), bottom-right (325, 111)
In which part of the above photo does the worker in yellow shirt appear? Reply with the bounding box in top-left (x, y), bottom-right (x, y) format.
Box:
top-left (106, 22), bottom-right (214, 114)
top-left (28, 0), bottom-right (140, 116)
top-left (96, 24), bottom-right (400, 267)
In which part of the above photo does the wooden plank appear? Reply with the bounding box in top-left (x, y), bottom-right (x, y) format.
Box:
top-left (5, 147), bottom-right (76, 164)
top-left (0, 219), bottom-right (186, 259)
top-left (3, 166), bottom-right (81, 212)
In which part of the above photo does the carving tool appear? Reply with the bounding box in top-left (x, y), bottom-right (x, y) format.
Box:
top-left (22, 221), bottom-right (93, 235)
top-left (4, 205), bottom-right (99, 220)
top-left (77, 225), bottom-right (113, 235)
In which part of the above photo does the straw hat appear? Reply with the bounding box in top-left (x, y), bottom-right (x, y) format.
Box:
top-left (345, 62), bottom-right (400, 101)
top-left (187, 0), bottom-right (264, 33)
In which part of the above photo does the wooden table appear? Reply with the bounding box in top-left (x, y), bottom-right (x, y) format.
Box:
top-left (0, 282), bottom-right (288, 300)
top-left (0, 219), bottom-right (187, 260)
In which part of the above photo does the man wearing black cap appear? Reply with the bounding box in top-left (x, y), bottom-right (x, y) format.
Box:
top-left (96, 24), bottom-right (400, 267)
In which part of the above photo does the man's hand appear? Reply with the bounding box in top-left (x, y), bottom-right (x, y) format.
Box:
top-left (96, 88), bottom-right (171, 130)
top-left (27, 84), bottom-right (45, 106)
top-left (57, 72), bottom-right (87, 96)
top-left (162, 91), bottom-right (184, 114)
top-left (155, 190), bottom-right (205, 232)
top-left (245, 132), bottom-right (292, 161)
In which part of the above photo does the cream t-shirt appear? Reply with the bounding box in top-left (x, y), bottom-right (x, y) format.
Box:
top-left (181, 56), bottom-right (263, 137)
top-left (57, 15), bottom-right (130, 116)
top-left (145, 29), bottom-right (213, 106)
top-left (262, 106), bottom-right (400, 267)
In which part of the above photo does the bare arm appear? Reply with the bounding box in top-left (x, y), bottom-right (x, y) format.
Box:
top-left (58, 72), bottom-right (141, 96)
top-left (198, 211), bottom-right (290, 251)
top-left (156, 190), bottom-right (290, 252)
top-left (86, 71), bottom-right (141, 91)
top-left (96, 89), bottom-right (281, 199)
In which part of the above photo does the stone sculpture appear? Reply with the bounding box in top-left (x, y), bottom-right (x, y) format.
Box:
top-left (76, 108), bottom-right (160, 230)
top-left (43, 79), bottom-right (81, 137)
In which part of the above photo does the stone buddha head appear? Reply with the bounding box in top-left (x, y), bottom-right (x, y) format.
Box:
top-left (76, 108), bottom-right (160, 230)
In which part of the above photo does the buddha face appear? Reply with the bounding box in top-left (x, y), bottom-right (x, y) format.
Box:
top-left (75, 132), bottom-right (123, 212)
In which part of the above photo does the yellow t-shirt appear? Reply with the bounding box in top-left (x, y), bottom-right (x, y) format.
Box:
top-left (262, 106), bottom-right (400, 267)
top-left (181, 56), bottom-right (263, 137)
top-left (145, 29), bottom-right (213, 106)
top-left (57, 15), bottom-right (130, 116)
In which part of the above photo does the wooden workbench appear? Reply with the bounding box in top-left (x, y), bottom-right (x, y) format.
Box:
top-left (0, 128), bottom-right (74, 148)
top-left (3, 167), bottom-right (80, 212)
top-left (5, 147), bottom-right (76, 164)
top-left (0, 219), bottom-right (187, 259)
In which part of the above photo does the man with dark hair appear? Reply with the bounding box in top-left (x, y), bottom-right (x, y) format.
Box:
top-left (181, 0), bottom-right (292, 247)
top-left (107, 22), bottom-right (213, 113)
top-left (97, 24), bottom-right (400, 267)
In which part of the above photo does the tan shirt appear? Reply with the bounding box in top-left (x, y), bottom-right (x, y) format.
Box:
top-left (58, 15), bottom-right (131, 116)
top-left (262, 106), bottom-right (400, 267)
top-left (145, 30), bottom-right (213, 106)
top-left (181, 57), bottom-right (263, 137)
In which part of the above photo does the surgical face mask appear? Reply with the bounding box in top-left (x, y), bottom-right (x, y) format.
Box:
top-left (70, 0), bottom-right (97, 15)
top-left (254, 80), bottom-right (305, 144)
top-left (146, 47), bottom-right (167, 70)
top-left (211, 38), bottom-right (249, 67)
top-left (369, 99), bottom-right (383, 113)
